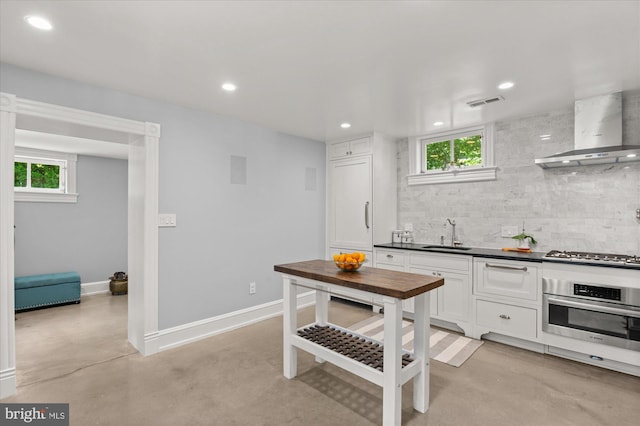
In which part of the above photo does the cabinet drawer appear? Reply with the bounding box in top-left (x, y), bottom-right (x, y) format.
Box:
top-left (474, 259), bottom-right (539, 301)
top-left (476, 299), bottom-right (537, 339)
top-left (375, 250), bottom-right (405, 267)
top-left (409, 252), bottom-right (470, 272)
top-left (376, 263), bottom-right (405, 272)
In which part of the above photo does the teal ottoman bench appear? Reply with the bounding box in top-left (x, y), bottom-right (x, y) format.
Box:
top-left (15, 272), bottom-right (81, 311)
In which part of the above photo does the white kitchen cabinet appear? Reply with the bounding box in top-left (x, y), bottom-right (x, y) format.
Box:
top-left (472, 258), bottom-right (541, 343)
top-left (326, 133), bottom-right (397, 257)
top-left (328, 136), bottom-right (371, 159)
top-left (327, 156), bottom-right (372, 251)
top-left (475, 299), bottom-right (537, 340)
top-left (374, 248), bottom-right (473, 335)
top-left (374, 250), bottom-right (410, 311)
top-left (408, 256), bottom-right (472, 335)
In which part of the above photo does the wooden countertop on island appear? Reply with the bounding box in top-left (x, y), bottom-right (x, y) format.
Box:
top-left (274, 259), bottom-right (444, 299)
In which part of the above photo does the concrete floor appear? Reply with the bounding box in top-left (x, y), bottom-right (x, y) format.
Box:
top-left (4, 294), bottom-right (640, 425)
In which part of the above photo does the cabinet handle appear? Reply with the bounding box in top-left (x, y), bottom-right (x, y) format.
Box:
top-left (499, 314), bottom-right (511, 320)
top-left (364, 201), bottom-right (370, 229)
top-left (386, 254), bottom-right (393, 259)
top-left (486, 263), bottom-right (527, 272)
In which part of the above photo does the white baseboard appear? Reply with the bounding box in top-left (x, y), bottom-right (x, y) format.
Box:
top-left (81, 280), bottom-right (110, 296)
top-left (0, 367), bottom-right (17, 399)
top-left (157, 291), bottom-right (316, 353)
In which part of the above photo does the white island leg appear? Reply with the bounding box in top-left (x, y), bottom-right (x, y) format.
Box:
top-left (412, 292), bottom-right (431, 412)
top-left (315, 285), bottom-right (329, 363)
top-left (382, 296), bottom-right (403, 426)
top-left (283, 277), bottom-right (297, 379)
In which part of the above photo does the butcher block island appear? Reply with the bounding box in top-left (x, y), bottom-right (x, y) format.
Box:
top-left (274, 259), bottom-right (444, 426)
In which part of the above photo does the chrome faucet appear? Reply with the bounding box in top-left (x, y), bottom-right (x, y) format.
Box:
top-left (446, 218), bottom-right (458, 246)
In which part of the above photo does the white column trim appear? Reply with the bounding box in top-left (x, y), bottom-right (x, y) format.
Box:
top-left (0, 95), bottom-right (17, 398)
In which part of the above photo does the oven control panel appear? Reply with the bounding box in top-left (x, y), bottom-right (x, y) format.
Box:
top-left (574, 283), bottom-right (621, 301)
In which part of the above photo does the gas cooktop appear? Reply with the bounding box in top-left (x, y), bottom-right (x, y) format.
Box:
top-left (543, 250), bottom-right (640, 267)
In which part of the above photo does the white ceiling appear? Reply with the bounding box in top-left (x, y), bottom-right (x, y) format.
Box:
top-left (1, 1), bottom-right (639, 143)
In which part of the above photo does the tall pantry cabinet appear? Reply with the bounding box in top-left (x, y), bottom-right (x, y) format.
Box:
top-left (326, 133), bottom-right (397, 264)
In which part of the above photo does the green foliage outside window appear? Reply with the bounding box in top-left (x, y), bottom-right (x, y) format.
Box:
top-left (425, 134), bottom-right (482, 170)
top-left (14, 162), bottom-right (61, 189)
top-left (425, 140), bottom-right (451, 170)
top-left (14, 162), bottom-right (27, 187)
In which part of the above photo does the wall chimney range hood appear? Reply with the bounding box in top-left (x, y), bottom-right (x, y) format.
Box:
top-left (535, 92), bottom-right (640, 168)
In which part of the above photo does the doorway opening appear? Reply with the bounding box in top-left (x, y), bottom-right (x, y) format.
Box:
top-left (0, 93), bottom-right (160, 398)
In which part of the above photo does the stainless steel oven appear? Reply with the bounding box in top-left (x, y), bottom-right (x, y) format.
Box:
top-left (543, 278), bottom-right (640, 351)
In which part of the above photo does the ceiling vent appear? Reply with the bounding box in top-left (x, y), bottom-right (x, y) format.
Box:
top-left (466, 95), bottom-right (505, 108)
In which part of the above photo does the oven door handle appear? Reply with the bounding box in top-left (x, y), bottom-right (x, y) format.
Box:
top-left (546, 295), bottom-right (640, 318)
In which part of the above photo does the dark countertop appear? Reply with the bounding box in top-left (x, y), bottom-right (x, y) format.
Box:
top-left (374, 243), bottom-right (640, 270)
top-left (374, 242), bottom-right (544, 262)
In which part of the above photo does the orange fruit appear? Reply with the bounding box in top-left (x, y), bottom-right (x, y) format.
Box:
top-left (358, 252), bottom-right (366, 262)
top-left (333, 253), bottom-right (340, 261)
top-left (339, 254), bottom-right (346, 262)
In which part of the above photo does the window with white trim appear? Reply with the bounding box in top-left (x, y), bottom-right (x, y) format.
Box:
top-left (14, 148), bottom-right (78, 203)
top-left (408, 124), bottom-right (497, 185)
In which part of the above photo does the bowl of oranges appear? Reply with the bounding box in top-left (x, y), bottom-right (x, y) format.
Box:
top-left (333, 251), bottom-right (366, 272)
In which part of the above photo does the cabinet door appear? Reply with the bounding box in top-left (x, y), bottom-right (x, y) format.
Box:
top-left (328, 157), bottom-right (372, 250)
top-left (438, 270), bottom-right (470, 323)
top-left (328, 141), bottom-right (351, 159)
top-left (408, 266), bottom-right (439, 316)
top-left (348, 136), bottom-right (371, 156)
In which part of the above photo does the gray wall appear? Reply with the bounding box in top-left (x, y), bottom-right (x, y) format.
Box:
top-left (398, 92), bottom-right (640, 254)
top-left (1, 63), bottom-right (326, 329)
top-left (14, 156), bottom-right (128, 283)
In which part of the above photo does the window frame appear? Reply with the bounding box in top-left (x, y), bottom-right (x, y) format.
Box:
top-left (14, 147), bottom-right (78, 203)
top-left (408, 124), bottom-right (497, 185)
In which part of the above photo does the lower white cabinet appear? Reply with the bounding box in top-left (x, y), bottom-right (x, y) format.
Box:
top-left (472, 258), bottom-right (541, 342)
top-left (475, 299), bottom-right (537, 340)
top-left (374, 248), bottom-right (473, 335)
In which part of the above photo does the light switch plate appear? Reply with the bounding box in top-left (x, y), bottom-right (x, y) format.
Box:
top-left (158, 213), bottom-right (177, 227)
top-left (501, 225), bottom-right (518, 237)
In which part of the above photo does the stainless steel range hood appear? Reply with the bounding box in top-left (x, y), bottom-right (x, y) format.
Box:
top-left (535, 92), bottom-right (640, 168)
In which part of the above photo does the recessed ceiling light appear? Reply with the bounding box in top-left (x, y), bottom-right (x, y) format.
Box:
top-left (24, 15), bottom-right (52, 31)
top-left (340, 122), bottom-right (351, 129)
top-left (562, 160), bottom-right (571, 164)
top-left (433, 121), bottom-right (444, 126)
top-left (626, 153), bottom-right (637, 158)
top-left (498, 81), bottom-right (514, 90)
top-left (540, 134), bottom-right (551, 138)
top-left (221, 83), bottom-right (237, 92)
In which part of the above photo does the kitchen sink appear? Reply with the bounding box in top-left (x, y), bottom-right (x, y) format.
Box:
top-left (421, 245), bottom-right (472, 251)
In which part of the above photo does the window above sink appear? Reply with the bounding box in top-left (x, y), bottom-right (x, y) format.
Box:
top-left (407, 124), bottom-right (497, 185)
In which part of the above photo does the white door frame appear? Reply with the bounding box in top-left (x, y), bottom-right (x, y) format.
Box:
top-left (0, 93), bottom-right (160, 398)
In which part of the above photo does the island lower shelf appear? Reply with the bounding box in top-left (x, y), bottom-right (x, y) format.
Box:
top-left (294, 322), bottom-right (421, 387)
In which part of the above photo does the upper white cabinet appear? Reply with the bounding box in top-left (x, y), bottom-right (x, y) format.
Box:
top-left (326, 133), bottom-right (397, 256)
top-left (328, 136), bottom-right (371, 159)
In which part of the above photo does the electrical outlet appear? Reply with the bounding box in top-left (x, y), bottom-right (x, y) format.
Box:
top-left (158, 213), bottom-right (177, 227)
top-left (249, 282), bottom-right (256, 295)
top-left (501, 225), bottom-right (519, 237)
top-left (404, 223), bottom-right (413, 232)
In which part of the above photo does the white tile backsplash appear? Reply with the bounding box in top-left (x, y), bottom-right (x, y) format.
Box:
top-left (397, 92), bottom-right (640, 254)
